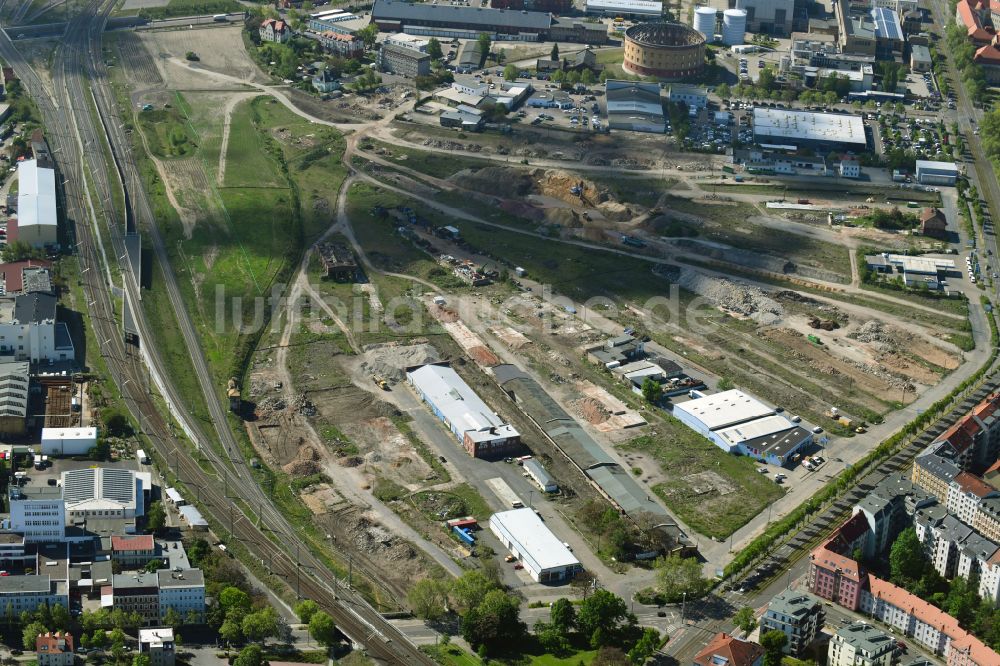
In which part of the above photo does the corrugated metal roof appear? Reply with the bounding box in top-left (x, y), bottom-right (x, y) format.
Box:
top-left (372, 0), bottom-right (552, 30)
top-left (17, 159), bottom-right (57, 230)
top-left (586, 464), bottom-right (667, 516)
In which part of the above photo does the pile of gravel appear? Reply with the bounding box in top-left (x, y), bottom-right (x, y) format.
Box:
top-left (678, 270), bottom-right (784, 325)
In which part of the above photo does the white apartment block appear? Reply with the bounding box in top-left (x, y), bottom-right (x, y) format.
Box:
top-left (946, 473), bottom-right (999, 525)
top-left (8, 487), bottom-right (66, 542)
top-left (157, 569), bottom-right (205, 623)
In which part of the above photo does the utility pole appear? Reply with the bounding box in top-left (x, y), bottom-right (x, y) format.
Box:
top-left (681, 591), bottom-right (687, 623)
top-left (229, 505), bottom-right (234, 537)
top-left (349, 553), bottom-right (353, 589)
top-left (296, 543), bottom-right (301, 599)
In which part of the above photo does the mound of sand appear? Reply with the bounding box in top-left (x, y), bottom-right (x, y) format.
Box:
top-left (360, 341), bottom-right (441, 383)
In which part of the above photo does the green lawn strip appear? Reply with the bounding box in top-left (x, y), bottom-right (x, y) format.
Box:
top-left (622, 428), bottom-right (784, 540)
top-left (362, 138), bottom-right (495, 178)
top-left (660, 197), bottom-right (852, 280)
top-left (221, 100), bottom-right (289, 189)
top-left (128, 0), bottom-right (241, 20)
top-left (136, 107), bottom-right (198, 158)
top-left (595, 48), bottom-right (624, 64)
top-left (858, 281), bottom-right (970, 317)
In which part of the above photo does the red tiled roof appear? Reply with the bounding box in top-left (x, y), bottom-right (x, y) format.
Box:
top-left (36, 632), bottom-right (73, 655)
top-left (111, 534), bottom-right (154, 552)
top-left (812, 544), bottom-right (863, 582)
top-left (262, 18), bottom-right (288, 32)
top-left (976, 43), bottom-right (1000, 64)
top-left (321, 30), bottom-right (358, 42)
top-left (0, 259), bottom-right (50, 293)
top-left (954, 471), bottom-right (997, 498)
top-left (938, 417), bottom-right (980, 456)
top-left (694, 632), bottom-right (764, 666)
top-left (867, 576), bottom-right (998, 665)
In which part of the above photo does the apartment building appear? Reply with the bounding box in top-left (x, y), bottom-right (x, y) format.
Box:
top-left (853, 474), bottom-right (934, 559)
top-left (760, 590), bottom-right (825, 656)
top-left (158, 569), bottom-right (205, 624)
top-left (111, 535), bottom-right (159, 569)
top-left (111, 573), bottom-right (160, 626)
top-left (0, 575), bottom-right (69, 615)
top-left (829, 622), bottom-right (897, 666)
top-left (139, 628), bottom-right (175, 666)
top-left (36, 632), bottom-right (73, 666)
top-left (948, 472), bottom-right (1000, 524)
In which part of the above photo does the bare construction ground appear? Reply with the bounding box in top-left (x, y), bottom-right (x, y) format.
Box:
top-left (136, 26), bottom-right (261, 88)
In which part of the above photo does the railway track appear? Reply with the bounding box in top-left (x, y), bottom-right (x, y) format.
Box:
top-left (0, 3), bottom-right (432, 663)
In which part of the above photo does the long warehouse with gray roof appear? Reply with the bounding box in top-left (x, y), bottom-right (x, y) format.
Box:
top-left (493, 364), bottom-right (693, 553)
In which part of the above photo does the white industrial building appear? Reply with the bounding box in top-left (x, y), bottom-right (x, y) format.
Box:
top-left (7, 485), bottom-right (65, 542)
top-left (673, 389), bottom-right (811, 466)
top-left (178, 505), bottom-right (207, 530)
top-left (915, 160), bottom-right (960, 186)
top-left (523, 458), bottom-right (558, 493)
top-left (489, 508), bottom-right (582, 582)
top-left (585, 0), bottom-right (663, 17)
top-left (384, 32), bottom-right (430, 52)
top-left (15, 160), bottom-right (58, 248)
top-left (864, 253), bottom-right (956, 290)
top-left (61, 467), bottom-right (145, 519)
top-left (753, 108), bottom-right (867, 151)
top-left (407, 364), bottom-right (521, 458)
top-left (41, 427), bottom-right (98, 456)
top-left (0, 293), bottom-right (75, 364)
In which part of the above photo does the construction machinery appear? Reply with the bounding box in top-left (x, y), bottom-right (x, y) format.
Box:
top-left (372, 375), bottom-right (390, 391)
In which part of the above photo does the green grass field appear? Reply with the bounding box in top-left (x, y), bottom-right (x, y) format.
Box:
top-left (622, 426), bottom-right (785, 539)
top-left (137, 107), bottom-right (198, 158)
top-left (134, 94), bottom-right (348, 384)
top-left (363, 139), bottom-right (493, 179)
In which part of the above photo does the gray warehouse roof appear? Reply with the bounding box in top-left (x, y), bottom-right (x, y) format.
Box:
top-left (548, 424), bottom-right (614, 469)
top-left (586, 464), bottom-right (667, 517)
top-left (372, 0), bottom-right (552, 30)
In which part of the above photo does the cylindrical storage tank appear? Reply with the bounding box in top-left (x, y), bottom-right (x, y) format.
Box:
top-left (722, 9), bottom-right (747, 46)
top-left (693, 7), bottom-right (717, 40)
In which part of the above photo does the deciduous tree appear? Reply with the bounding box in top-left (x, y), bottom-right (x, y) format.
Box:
top-left (308, 611), bottom-right (339, 647)
top-left (408, 579), bottom-right (450, 621)
top-left (760, 630), bottom-right (787, 666)
top-left (655, 554), bottom-right (708, 603)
